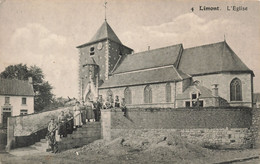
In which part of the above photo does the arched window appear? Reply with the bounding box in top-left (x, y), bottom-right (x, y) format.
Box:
top-left (124, 87), bottom-right (132, 104)
top-left (107, 89), bottom-right (113, 102)
top-left (144, 85), bottom-right (152, 103)
top-left (166, 83), bottom-right (171, 102)
top-left (230, 78), bottom-right (242, 101)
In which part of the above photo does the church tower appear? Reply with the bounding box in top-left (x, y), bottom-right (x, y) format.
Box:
top-left (76, 21), bottom-right (133, 102)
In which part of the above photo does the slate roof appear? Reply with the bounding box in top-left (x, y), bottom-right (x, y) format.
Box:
top-left (114, 44), bottom-right (183, 74)
top-left (176, 85), bottom-right (215, 100)
top-left (100, 66), bottom-right (190, 89)
top-left (77, 21), bottom-right (122, 48)
top-left (0, 78), bottom-right (34, 96)
top-left (178, 41), bottom-right (253, 76)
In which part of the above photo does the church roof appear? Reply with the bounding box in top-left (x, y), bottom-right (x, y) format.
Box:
top-left (113, 44), bottom-right (183, 74)
top-left (176, 85), bottom-right (215, 100)
top-left (178, 41), bottom-right (253, 76)
top-left (77, 21), bottom-right (122, 48)
top-left (100, 66), bottom-right (190, 89)
top-left (0, 78), bottom-right (34, 96)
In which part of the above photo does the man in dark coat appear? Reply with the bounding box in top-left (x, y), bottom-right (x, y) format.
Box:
top-left (93, 97), bottom-right (102, 122)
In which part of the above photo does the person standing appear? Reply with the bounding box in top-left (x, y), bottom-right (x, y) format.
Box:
top-left (114, 95), bottom-right (120, 108)
top-left (81, 101), bottom-right (87, 125)
top-left (58, 111), bottom-right (67, 138)
top-left (66, 111), bottom-right (74, 134)
top-left (121, 98), bottom-right (127, 117)
top-left (86, 99), bottom-right (94, 122)
top-left (73, 101), bottom-right (82, 128)
top-left (93, 97), bottom-right (102, 122)
top-left (47, 118), bottom-right (57, 153)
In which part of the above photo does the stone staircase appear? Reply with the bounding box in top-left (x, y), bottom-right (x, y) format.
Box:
top-left (30, 138), bottom-right (49, 152)
top-left (29, 122), bottom-right (101, 152)
top-left (58, 122), bottom-right (101, 151)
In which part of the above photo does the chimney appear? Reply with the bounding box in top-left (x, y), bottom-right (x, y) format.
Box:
top-left (28, 77), bottom-right (33, 84)
top-left (212, 84), bottom-right (219, 97)
top-left (148, 46), bottom-right (150, 51)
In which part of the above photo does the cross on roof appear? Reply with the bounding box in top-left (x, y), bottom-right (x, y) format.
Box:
top-left (104, 1), bottom-right (108, 21)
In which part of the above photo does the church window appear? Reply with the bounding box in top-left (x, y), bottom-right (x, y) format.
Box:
top-left (166, 83), bottom-right (171, 102)
top-left (230, 78), bottom-right (242, 101)
top-left (107, 89), bottom-right (113, 100)
top-left (144, 85), bottom-right (152, 103)
top-left (90, 46), bottom-right (95, 55)
top-left (124, 87), bottom-right (132, 104)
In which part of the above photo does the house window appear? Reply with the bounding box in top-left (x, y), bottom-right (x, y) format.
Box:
top-left (20, 109), bottom-right (28, 115)
top-left (90, 46), bottom-right (95, 55)
top-left (185, 101), bottom-right (191, 107)
top-left (22, 98), bottom-right (27, 105)
top-left (5, 97), bottom-right (10, 105)
top-left (144, 85), bottom-right (152, 103)
top-left (124, 87), bottom-right (132, 104)
top-left (230, 78), bottom-right (242, 101)
top-left (192, 99), bottom-right (204, 107)
top-left (191, 93), bottom-right (197, 99)
top-left (166, 83), bottom-right (171, 102)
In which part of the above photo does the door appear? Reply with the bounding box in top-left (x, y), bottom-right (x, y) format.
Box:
top-left (2, 112), bottom-right (11, 128)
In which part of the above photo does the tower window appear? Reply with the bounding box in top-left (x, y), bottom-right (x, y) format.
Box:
top-left (90, 46), bottom-right (95, 55)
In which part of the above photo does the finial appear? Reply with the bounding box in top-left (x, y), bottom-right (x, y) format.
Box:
top-left (224, 34), bottom-right (226, 41)
top-left (104, 1), bottom-right (107, 21)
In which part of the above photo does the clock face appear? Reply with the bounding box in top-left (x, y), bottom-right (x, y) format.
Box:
top-left (97, 42), bottom-right (103, 50)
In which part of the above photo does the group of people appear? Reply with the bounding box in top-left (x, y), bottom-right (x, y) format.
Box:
top-left (47, 96), bottom-right (127, 153)
top-left (47, 110), bottom-right (74, 153)
top-left (73, 97), bottom-right (102, 127)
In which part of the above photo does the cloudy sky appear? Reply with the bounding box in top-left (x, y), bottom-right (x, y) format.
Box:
top-left (0, 0), bottom-right (259, 98)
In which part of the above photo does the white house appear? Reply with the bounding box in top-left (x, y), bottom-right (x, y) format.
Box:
top-left (0, 78), bottom-right (34, 127)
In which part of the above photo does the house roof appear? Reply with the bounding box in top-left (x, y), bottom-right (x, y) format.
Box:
top-left (113, 44), bottom-right (183, 74)
top-left (0, 78), bottom-right (34, 96)
top-left (100, 66), bottom-right (190, 89)
top-left (178, 41), bottom-right (253, 76)
top-left (77, 21), bottom-right (122, 48)
top-left (176, 85), bottom-right (214, 100)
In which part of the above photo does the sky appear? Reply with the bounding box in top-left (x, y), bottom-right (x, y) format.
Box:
top-left (0, 0), bottom-right (259, 98)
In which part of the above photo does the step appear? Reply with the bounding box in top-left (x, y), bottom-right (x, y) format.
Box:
top-left (32, 142), bottom-right (49, 152)
top-left (73, 130), bottom-right (101, 135)
top-left (40, 139), bottom-right (47, 143)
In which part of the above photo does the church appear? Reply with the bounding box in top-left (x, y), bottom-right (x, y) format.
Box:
top-left (76, 21), bottom-right (254, 108)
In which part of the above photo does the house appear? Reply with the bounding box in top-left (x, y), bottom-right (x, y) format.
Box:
top-left (76, 21), bottom-right (254, 108)
top-left (0, 78), bottom-right (34, 127)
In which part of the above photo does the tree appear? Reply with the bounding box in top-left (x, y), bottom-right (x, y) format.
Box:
top-left (0, 64), bottom-right (54, 112)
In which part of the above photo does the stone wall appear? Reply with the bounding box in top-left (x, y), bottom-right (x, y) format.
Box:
top-left (251, 108), bottom-right (260, 148)
top-left (101, 107), bottom-right (254, 149)
top-left (192, 73), bottom-right (253, 107)
top-left (110, 107), bottom-right (251, 129)
top-left (99, 81), bottom-right (183, 108)
top-left (10, 107), bottom-right (72, 136)
top-left (7, 107), bottom-right (72, 150)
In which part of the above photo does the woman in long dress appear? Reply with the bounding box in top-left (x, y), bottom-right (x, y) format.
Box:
top-left (73, 101), bottom-right (82, 127)
top-left (86, 99), bottom-right (95, 122)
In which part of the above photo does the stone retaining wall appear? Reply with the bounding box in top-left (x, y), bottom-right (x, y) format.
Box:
top-left (101, 107), bottom-right (255, 149)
